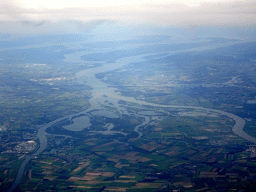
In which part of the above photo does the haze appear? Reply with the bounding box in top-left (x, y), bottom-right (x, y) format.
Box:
top-left (1, 0), bottom-right (256, 192)
top-left (1, 0), bottom-right (255, 34)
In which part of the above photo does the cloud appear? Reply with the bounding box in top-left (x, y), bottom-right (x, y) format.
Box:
top-left (0, 0), bottom-right (255, 34)
top-left (20, 20), bottom-right (50, 27)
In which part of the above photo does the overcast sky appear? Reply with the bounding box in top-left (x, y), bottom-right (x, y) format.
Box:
top-left (0, 0), bottom-right (255, 34)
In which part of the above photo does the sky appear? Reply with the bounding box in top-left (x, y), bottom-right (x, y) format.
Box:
top-left (0, 0), bottom-right (255, 34)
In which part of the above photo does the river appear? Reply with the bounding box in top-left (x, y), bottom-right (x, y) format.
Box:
top-left (7, 40), bottom-right (255, 192)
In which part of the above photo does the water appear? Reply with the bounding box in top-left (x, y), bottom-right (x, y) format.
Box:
top-left (63, 116), bottom-right (91, 131)
top-left (8, 39), bottom-right (255, 192)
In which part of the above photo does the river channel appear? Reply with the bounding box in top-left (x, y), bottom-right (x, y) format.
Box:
top-left (8, 41), bottom-right (256, 192)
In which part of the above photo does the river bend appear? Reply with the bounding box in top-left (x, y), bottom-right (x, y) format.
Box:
top-left (8, 41), bottom-right (255, 192)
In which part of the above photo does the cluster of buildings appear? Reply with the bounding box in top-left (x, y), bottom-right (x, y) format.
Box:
top-left (3, 141), bottom-right (37, 154)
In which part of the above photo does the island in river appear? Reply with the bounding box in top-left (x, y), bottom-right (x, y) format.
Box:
top-left (1, 33), bottom-right (256, 191)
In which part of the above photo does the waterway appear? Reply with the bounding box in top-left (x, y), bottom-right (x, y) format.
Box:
top-left (8, 40), bottom-right (256, 192)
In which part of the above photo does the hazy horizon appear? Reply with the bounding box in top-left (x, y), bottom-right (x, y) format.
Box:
top-left (0, 0), bottom-right (255, 38)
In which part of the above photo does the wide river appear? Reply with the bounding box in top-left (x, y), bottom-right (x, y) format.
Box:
top-left (8, 41), bottom-right (256, 192)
